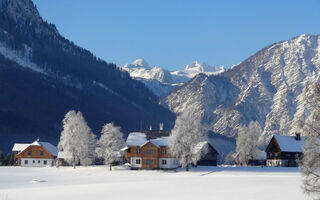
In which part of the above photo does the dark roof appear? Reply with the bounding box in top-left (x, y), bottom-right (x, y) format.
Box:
top-left (136, 130), bottom-right (171, 140)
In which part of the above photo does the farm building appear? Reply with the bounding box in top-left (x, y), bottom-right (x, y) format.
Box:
top-left (12, 139), bottom-right (58, 167)
top-left (265, 134), bottom-right (303, 167)
top-left (123, 129), bottom-right (219, 169)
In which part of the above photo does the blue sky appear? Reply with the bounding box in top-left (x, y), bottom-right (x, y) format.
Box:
top-left (33, 0), bottom-right (320, 70)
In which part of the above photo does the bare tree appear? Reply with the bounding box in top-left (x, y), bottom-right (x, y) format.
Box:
top-left (235, 121), bottom-right (262, 165)
top-left (168, 105), bottom-right (208, 171)
top-left (299, 83), bottom-right (320, 199)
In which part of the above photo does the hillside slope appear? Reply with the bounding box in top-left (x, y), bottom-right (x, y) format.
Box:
top-left (162, 34), bottom-right (320, 143)
top-left (0, 0), bottom-right (175, 153)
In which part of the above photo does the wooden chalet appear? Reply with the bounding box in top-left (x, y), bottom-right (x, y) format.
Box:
top-left (265, 134), bottom-right (303, 167)
top-left (12, 139), bottom-right (58, 167)
top-left (123, 128), bottom-right (220, 169)
top-left (123, 130), bottom-right (179, 169)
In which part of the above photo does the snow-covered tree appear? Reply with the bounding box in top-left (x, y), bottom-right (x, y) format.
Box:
top-left (168, 105), bottom-right (208, 171)
top-left (96, 122), bottom-right (125, 170)
top-left (58, 110), bottom-right (97, 168)
top-left (224, 152), bottom-right (236, 165)
top-left (235, 121), bottom-right (262, 165)
top-left (299, 83), bottom-right (320, 199)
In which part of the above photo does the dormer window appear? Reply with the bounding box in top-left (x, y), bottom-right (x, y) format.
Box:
top-left (40, 151), bottom-right (44, 156)
top-left (28, 151), bottom-right (32, 155)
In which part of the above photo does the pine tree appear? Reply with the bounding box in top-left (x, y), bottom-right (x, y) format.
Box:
top-left (96, 122), bottom-right (125, 170)
top-left (5, 153), bottom-right (14, 166)
top-left (0, 151), bottom-right (4, 166)
top-left (58, 110), bottom-right (97, 168)
top-left (168, 105), bottom-right (208, 171)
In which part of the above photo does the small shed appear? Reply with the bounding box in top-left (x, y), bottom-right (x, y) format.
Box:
top-left (194, 141), bottom-right (219, 166)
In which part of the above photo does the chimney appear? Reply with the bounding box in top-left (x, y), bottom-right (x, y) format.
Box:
top-left (295, 133), bottom-right (301, 141)
top-left (149, 125), bottom-right (152, 131)
top-left (160, 123), bottom-right (164, 131)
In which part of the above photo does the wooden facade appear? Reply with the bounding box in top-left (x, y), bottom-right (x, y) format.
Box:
top-left (14, 145), bottom-right (55, 166)
top-left (125, 141), bottom-right (176, 169)
top-left (12, 140), bottom-right (58, 167)
top-left (125, 130), bottom-right (179, 170)
top-left (265, 135), bottom-right (303, 167)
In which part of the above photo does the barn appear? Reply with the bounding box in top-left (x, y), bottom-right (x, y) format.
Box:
top-left (265, 134), bottom-right (303, 167)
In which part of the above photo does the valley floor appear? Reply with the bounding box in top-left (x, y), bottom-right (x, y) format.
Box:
top-left (0, 166), bottom-right (308, 200)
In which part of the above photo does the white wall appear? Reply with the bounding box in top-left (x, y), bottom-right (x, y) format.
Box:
top-left (267, 159), bottom-right (282, 167)
top-left (130, 157), bottom-right (142, 168)
top-left (159, 158), bottom-right (179, 169)
top-left (21, 158), bottom-right (54, 167)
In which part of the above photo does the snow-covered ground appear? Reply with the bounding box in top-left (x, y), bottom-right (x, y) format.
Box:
top-left (0, 166), bottom-right (308, 200)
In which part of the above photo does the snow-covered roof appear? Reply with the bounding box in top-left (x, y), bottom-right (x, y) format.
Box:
top-left (193, 141), bottom-right (208, 154)
top-left (255, 150), bottom-right (266, 160)
top-left (126, 132), bottom-right (169, 147)
top-left (12, 144), bottom-right (29, 152)
top-left (126, 132), bottom-right (148, 146)
top-left (39, 142), bottom-right (58, 156)
top-left (12, 140), bottom-right (58, 156)
top-left (274, 135), bottom-right (304, 153)
top-left (151, 137), bottom-right (169, 147)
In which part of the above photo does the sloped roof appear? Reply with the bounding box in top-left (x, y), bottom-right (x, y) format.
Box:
top-left (12, 144), bottom-right (29, 152)
top-left (12, 140), bottom-right (58, 156)
top-left (39, 142), bottom-right (58, 156)
top-left (255, 150), bottom-right (266, 160)
top-left (193, 141), bottom-right (219, 155)
top-left (126, 132), bottom-right (169, 147)
top-left (274, 135), bottom-right (304, 153)
top-left (126, 132), bottom-right (148, 146)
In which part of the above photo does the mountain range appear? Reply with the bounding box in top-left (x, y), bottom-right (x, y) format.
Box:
top-left (162, 34), bottom-right (320, 145)
top-left (0, 0), bottom-right (175, 153)
top-left (122, 59), bottom-right (225, 97)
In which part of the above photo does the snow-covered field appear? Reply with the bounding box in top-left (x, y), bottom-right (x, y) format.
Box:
top-left (0, 166), bottom-right (308, 200)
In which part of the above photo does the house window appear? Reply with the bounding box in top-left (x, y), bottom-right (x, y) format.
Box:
top-left (162, 149), bottom-right (167, 155)
top-left (162, 160), bottom-right (167, 165)
top-left (33, 160), bottom-right (35, 163)
top-left (44, 160), bottom-right (47, 165)
top-left (136, 159), bottom-right (141, 164)
top-left (28, 151), bottom-right (32, 155)
top-left (274, 153), bottom-right (278, 157)
top-left (40, 151), bottom-right (44, 156)
top-left (38, 160), bottom-right (40, 163)
top-left (146, 159), bottom-right (154, 165)
top-left (24, 160), bottom-right (28, 165)
top-left (146, 149), bottom-right (154, 154)
top-left (136, 149), bottom-right (140, 154)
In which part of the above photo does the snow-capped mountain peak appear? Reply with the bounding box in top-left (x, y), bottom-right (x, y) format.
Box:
top-left (162, 34), bottom-right (320, 144)
top-left (121, 59), bottom-right (226, 97)
top-left (123, 58), bottom-right (151, 70)
top-left (185, 61), bottom-right (224, 73)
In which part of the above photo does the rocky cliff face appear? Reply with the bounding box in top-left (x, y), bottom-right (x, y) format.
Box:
top-left (162, 34), bottom-right (320, 143)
